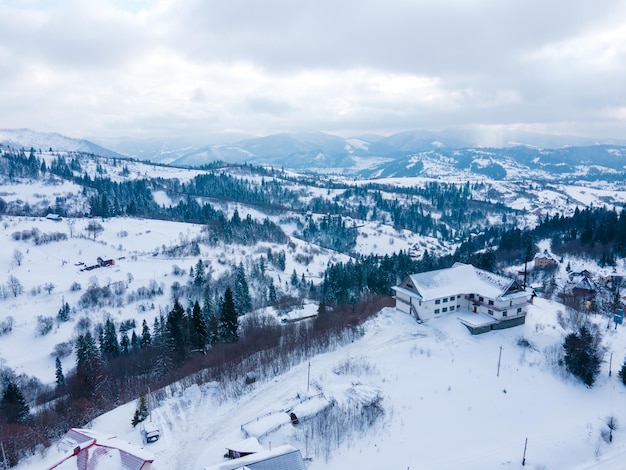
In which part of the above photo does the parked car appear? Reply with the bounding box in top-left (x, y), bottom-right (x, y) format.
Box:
top-left (140, 422), bottom-right (160, 443)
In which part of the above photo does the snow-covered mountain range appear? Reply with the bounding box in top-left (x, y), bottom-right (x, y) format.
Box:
top-left (3, 128), bottom-right (626, 181)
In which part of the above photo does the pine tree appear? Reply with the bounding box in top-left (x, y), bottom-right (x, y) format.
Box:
top-left (55, 357), bottom-right (65, 387)
top-left (120, 332), bottom-right (130, 354)
top-left (233, 263), bottom-right (252, 314)
top-left (194, 259), bottom-right (205, 287)
top-left (1, 380), bottom-right (29, 424)
top-left (131, 331), bottom-right (141, 350)
top-left (219, 287), bottom-right (239, 342)
top-left (101, 318), bottom-right (120, 360)
top-left (131, 395), bottom-right (149, 427)
top-left (190, 300), bottom-right (208, 351)
top-left (165, 299), bottom-right (189, 363)
top-left (563, 325), bottom-right (603, 387)
top-left (75, 331), bottom-right (100, 398)
top-left (268, 278), bottom-right (277, 304)
top-left (140, 319), bottom-right (152, 347)
top-left (57, 301), bottom-right (71, 322)
top-left (207, 311), bottom-right (220, 345)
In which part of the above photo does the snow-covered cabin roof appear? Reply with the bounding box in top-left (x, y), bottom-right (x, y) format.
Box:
top-left (225, 437), bottom-right (264, 454)
top-left (535, 249), bottom-right (555, 260)
top-left (205, 445), bottom-right (306, 470)
top-left (49, 428), bottom-right (154, 470)
top-left (400, 263), bottom-right (521, 301)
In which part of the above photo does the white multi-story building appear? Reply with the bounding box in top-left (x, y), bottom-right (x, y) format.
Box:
top-left (393, 263), bottom-right (531, 334)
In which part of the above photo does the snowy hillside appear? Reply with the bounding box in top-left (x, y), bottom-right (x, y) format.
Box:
top-left (16, 301), bottom-right (626, 470)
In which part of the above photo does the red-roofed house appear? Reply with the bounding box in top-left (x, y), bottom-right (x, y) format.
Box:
top-left (48, 428), bottom-right (154, 470)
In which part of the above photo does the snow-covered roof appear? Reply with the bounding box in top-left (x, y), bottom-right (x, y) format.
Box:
top-left (225, 437), bottom-right (264, 454)
top-left (50, 428), bottom-right (154, 470)
top-left (205, 445), bottom-right (306, 470)
top-left (403, 263), bottom-right (519, 301)
top-left (535, 249), bottom-right (555, 260)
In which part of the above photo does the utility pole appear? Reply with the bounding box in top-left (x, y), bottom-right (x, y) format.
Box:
top-left (609, 352), bottom-right (613, 377)
top-left (307, 361), bottom-right (311, 393)
top-left (522, 437), bottom-right (528, 466)
top-left (497, 346), bottom-right (503, 377)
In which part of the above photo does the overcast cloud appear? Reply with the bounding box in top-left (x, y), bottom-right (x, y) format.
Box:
top-left (0, 0), bottom-right (625, 144)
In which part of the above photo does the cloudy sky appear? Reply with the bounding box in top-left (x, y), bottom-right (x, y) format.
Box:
top-left (1, 0), bottom-right (625, 145)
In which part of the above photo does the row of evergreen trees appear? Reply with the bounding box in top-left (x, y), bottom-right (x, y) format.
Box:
top-left (68, 288), bottom-right (241, 400)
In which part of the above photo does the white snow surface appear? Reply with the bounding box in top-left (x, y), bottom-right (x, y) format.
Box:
top-left (16, 301), bottom-right (626, 470)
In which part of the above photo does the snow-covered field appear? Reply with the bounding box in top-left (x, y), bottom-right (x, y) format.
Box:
top-left (14, 298), bottom-right (626, 470)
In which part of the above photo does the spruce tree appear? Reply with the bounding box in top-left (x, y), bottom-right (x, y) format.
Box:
top-left (194, 259), bottom-right (206, 287)
top-left (190, 300), bottom-right (208, 350)
top-left (101, 318), bottom-right (120, 360)
top-left (75, 331), bottom-right (100, 398)
top-left (219, 287), bottom-right (239, 342)
top-left (268, 278), bottom-right (277, 304)
top-left (563, 325), bottom-right (603, 387)
top-left (0, 380), bottom-right (29, 424)
top-left (140, 319), bottom-right (152, 347)
top-left (207, 311), bottom-right (220, 345)
top-left (165, 299), bottom-right (189, 363)
top-left (233, 263), bottom-right (252, 315)
top-left (131, 330), bottom-right (141, 350)
top-left (131, 395), bottom-right (149, 427)
top-left (55, 357), bottom-right (65, 387)
top-left (120, 332), bottom-right (130, 355)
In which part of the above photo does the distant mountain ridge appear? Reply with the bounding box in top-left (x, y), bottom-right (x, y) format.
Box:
top-left (0, 128), bottom-right (125, 159)
top-left (2, 128), bottom-right (626, 181)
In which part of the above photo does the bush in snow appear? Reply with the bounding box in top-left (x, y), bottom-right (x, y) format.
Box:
top-left (0, 316), bottom-right (14, 334)
top-left (74, 317), bottom-right (92, 336)
top-left (70, 282), bottom-right (82, 292)
top-left (35, 316), bottom-right (54, 336)
top-left (51, 341), bottom-right (74, 358)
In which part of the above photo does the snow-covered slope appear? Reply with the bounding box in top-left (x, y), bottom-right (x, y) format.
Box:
top-left (17, 302), bottom-right (626, 470)
top-left (0, 128), bottom-right (125, 159)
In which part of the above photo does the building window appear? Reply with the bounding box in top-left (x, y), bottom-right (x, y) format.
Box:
top-left (450, 296), bottom-right (455, 301)
top-left (517, 307), bottom-right (522, 313)
top-left (435, 299), bottom-right (441, 304)
top-left (469, 294), bottom-right (475, 299)
top-left (479, 296), bottom-right (484, 302)
top-left (510, 300), bottom-right (513, 307)
top-left (503, 311), bottom-right (508, 317)
top-left (450, 305), bottom-right (455, 311)
top-left (434, 309), bottom-right (440, 314)
top-left (488, 309), bottom-right (493, 315)
top-left (442, 307), bottom-right (448, 313)
top-left (488, 300), bottom-right (494, 306)
top-left (443, 298), bottom-right (448, 303)
top-left (457, 304), bottom-right (460, 309)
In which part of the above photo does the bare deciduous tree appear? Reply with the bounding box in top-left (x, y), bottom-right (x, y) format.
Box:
top-left (85, 221), bottom-right (104, 240)
top-left (12, 249), bottom-right (23, 266)
top-left (7, 275), bottom-right (24, 297)
top-left (67, 218), bottom-right (76, 238)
